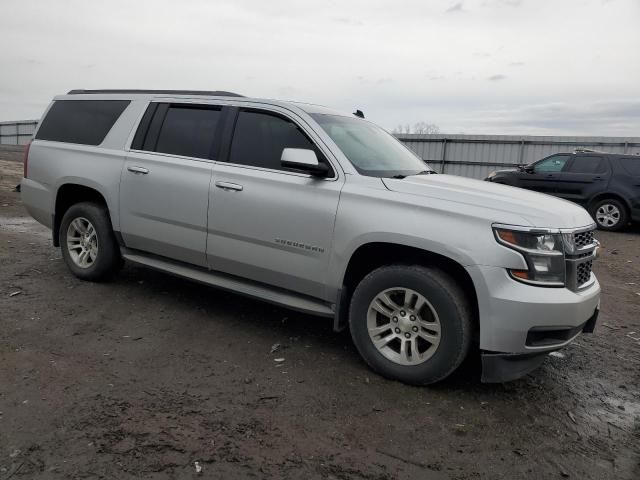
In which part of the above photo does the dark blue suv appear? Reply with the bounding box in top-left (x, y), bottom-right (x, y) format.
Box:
top-left (485, 151), bottom-right (640, 231)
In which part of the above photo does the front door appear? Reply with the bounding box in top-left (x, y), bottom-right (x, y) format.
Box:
top-left (206, 108), bottom-right (343, 300)
top-left (120, 102), bottom-right (223, 267)
top-left (518, 154), bottom-right (571, 195)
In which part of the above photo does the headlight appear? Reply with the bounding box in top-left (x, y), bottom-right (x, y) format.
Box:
top-left (493, 227), bottom-right (565, 286)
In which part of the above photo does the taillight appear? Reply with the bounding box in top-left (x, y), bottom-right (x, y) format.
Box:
top-left (23, 140), bottom-right (32, 178)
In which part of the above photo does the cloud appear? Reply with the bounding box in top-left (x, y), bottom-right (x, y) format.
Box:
top-left (332, 17), bottom-right (364, 27)
top-left (433, 99), bottom-right (640, 136)
top-left (0, 0), bottom-right (637, 138)
top-left (484, 0), bottom-right (523, 6)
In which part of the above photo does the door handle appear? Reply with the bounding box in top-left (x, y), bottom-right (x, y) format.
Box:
top-left (127, 166), bottom-right (149, 175)
top-left (215, 181), bottom-right (243, 192)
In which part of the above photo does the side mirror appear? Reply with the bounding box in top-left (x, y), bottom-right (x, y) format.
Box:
top-left (281, 148), bottom-right (329, 176)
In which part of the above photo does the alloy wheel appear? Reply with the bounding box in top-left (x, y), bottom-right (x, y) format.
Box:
top-left (596, 203), bottom-right (621, 228)
top-left (66, 217), bottom-right (99, 268)
top-left (367, 287), bottom-right (441, 366)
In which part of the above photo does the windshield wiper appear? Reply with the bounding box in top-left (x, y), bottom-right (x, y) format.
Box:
top-left (390, 170), bottom-right (435, 179)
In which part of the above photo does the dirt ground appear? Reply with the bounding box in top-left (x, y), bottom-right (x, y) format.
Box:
top-left (0, 146), bottom-right (638, 479)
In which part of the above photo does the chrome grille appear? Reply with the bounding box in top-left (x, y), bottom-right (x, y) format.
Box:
top-left (576, 260), bottom-right (593, 286)
top-left (574, 230), bottom-right (594, 249)
top-left (565, 228), bottom-right (597, 291)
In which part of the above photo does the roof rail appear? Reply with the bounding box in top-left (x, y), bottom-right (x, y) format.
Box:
top-left (67, 89), bottom-right (244, 97)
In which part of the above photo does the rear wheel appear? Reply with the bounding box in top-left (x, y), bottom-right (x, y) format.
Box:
top-left (591, 198), bottom-right (628, 231)
top-left (349, 265), bottom-right (472, 385)
top-left (59, 202), bottom-right (122, 281)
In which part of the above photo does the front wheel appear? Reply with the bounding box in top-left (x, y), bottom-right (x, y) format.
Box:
top-left (59, 202), bottom-right (122, 281)
top-left (349, 265), bottom-right (473, 385)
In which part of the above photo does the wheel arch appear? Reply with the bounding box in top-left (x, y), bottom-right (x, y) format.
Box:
top-left (588, 192), bottom-right (631, 214)
top-left (335, 242), bottom-right (479, 338)
top-left (53, 183), bottom-right (111, 247)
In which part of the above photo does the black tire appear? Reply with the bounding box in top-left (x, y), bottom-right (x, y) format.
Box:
top-left (59, 202), bottom-right (122, 281)
top-left (591, 198), bottom-right (628, 232)
top-left (349, 265), bottom-right (472, 385)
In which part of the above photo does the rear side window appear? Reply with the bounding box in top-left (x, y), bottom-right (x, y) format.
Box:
top-left (35, 100), bottom-right (130, 145)
top-left (566, 155), bottom-right (607, 174)
top-left (619, 157), bottom-right (640, 175)
top-left (228, 110), bottom-right (319, 171)
top-left (133, 104), bottom-right (222, 159)
top-left (155, 106), bottom-right (221, 158)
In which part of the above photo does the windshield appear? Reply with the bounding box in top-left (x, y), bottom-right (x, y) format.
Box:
top-left (310, 114), bottom-right (433, 177)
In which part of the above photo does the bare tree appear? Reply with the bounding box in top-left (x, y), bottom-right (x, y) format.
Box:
top-left (412, 121), bottom-right (440, 134)
top-left (392, 122), bottom-right (440, 134)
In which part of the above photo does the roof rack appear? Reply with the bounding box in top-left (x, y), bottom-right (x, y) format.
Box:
top-left (573, 147), bottom-right (608, 154)
top-left (67, 89), bottom-right (244, 97)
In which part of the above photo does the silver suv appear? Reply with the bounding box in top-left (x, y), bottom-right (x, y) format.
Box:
top-left (21, 90), bottom-right (601, 384)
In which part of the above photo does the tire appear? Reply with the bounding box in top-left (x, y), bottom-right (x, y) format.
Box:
top-left (591, 198), bottom-right (628, 232)
top-left (349, 265), bottom-right (472, 385)
top-left (59, 202), bottom-right (122, 281)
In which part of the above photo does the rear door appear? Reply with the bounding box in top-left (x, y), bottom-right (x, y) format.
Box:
top-left (206, 107), bottom-right (343, 300)
top-left (120, 102), bottom-right (224, 267)
top-left (553, 155), bottom-right (609, 205)
top-left (518, 154), bottom-right (570, 194)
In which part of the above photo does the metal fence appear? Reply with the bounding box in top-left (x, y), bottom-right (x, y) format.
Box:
top-left (397, 134), bottom-right (640, 179)
top-left (0, 120), bottom-right (37, 145)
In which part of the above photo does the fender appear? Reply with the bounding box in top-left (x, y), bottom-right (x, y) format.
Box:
top-left (52, 178), bottom-right (119, 246)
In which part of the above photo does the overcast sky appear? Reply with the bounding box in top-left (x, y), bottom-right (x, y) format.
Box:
top-left (1, 0), bottom-right (639, 135)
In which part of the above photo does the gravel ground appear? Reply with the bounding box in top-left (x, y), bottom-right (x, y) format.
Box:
top-left (0, 146), bottom-right (638, 479)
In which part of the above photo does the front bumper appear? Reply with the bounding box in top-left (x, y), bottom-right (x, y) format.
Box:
top-left (466, 264), bottom-right (600, 381)
top-left (480, 308), bottom-right (599, 382)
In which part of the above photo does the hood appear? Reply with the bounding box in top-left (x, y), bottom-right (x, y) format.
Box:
top-left (381, 174), bottom-right (594, 229)
top-left (490, 168), bottom-right (518, 175)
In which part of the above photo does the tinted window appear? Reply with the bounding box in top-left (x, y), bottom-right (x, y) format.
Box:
top-left (533, 155), bottom-right (569, 173)
top-left (566, 156), bottom-right (606, 174)
top-left (154, 106), bottom-right (221, 159)
top-left (130, 103), bottom-right (158, 150)
top-left (619, 157), bottom-right (640, 175)
top-left (36, 100), bottom-right (130, 145)
top-left (229, 110), bottom-right (317, 171)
